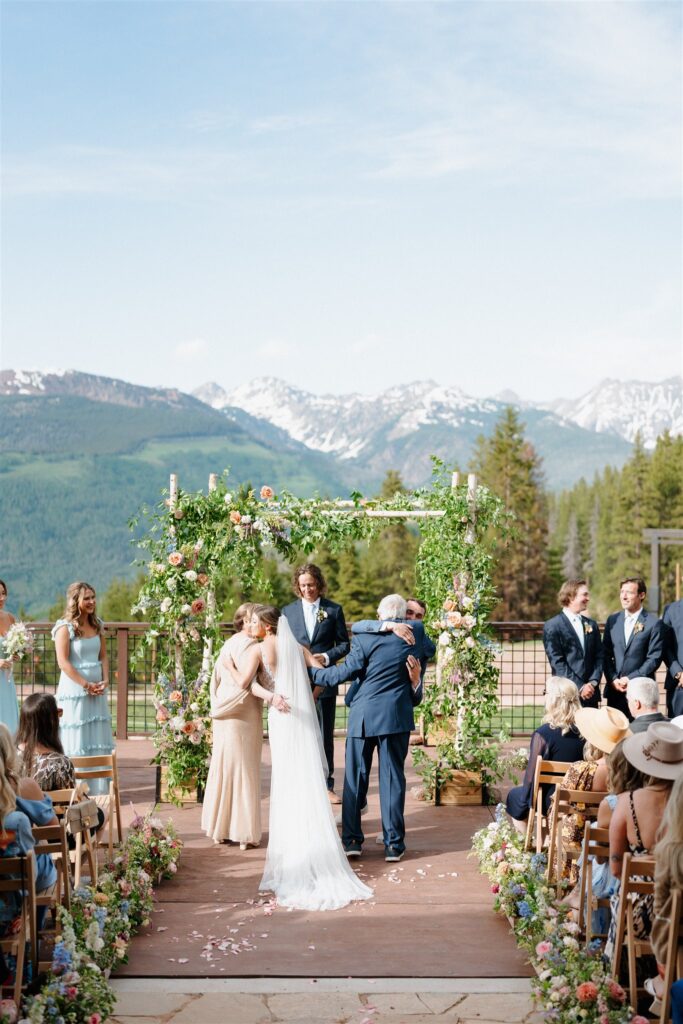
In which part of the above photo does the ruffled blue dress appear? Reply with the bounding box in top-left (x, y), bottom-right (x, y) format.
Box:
top-left (0, 635), bottom-right (19, 735)
top-left (52, 620), bottom-right (113, 795)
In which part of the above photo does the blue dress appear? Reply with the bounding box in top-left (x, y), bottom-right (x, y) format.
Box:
top-left (505, 722), bottom-right (585, 821)
top-left (0, 635), bottom-right (19, 735)
top-left (1, 797), bottom-right (58, 933)
top-left (52, 620), bottom-right (113, 796)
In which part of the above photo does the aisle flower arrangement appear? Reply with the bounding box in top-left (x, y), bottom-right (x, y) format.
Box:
top-left (0, 813), bottom-right (182, 1024)
top-left (471, 807), bottom-right (648, 1024)
top-left (152, 672), bottom-right (211, 799)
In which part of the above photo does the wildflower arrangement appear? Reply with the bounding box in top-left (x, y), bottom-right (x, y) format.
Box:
top-left (6, 812), bottom-right (182, 1024)
top-left (152, 672), bottom-right (212, 799)
top-left (471, 807), bottom-right (649, 1024)
top-left (2, 623), bottom-right (34, 661)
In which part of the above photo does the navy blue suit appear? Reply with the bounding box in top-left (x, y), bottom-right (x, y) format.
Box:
top-left (603, 609), bottom-right (664, 719)
top-left (542, 612), bottom-right (603, 707)
top-left (312, 622), bottom-right (428, 853)
top-left (662, 599), bottom-right (683, 717)
top-left (282, 597), bottom-right (349, 790)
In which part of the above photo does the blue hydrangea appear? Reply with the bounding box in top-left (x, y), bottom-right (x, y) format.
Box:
top-left (530, 852), bottom-right (547, 872)
top-left (494, 803), bottom-right (507, 823)
top-left (516, 900), bottom-right (532, 918)
top-left (510, 883), bottom-right (525, 896)
top-left (52, 942), bottom-right (72, 973)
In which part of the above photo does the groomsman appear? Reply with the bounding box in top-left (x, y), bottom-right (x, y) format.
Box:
top-left (543, 579), bottom-right (603, 707)
top-left (662, 598), bottom-right (683, 717)
top-left (603, 577), bottom-right (664, 719)
top-left (282, 563), bottom-right (350, 804)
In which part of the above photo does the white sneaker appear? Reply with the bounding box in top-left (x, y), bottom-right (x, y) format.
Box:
top-left (375, 834), bottom-right (384, 845)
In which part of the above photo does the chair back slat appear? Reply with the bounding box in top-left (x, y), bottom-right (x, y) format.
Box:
top-left (524, 757), bottom-right (574, 853)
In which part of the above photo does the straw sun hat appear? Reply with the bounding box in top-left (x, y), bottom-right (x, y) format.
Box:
top-left (622, 721), bottom-right (683, 781)
top-left (574, 706), bottom-right (631, 754)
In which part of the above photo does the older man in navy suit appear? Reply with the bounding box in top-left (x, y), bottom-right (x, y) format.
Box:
top-left (311, 593), bottom-right (429, 863)
top-left (543, 579), bottom-right (603, 707)
top-left (282, 563), bottom-right (350, 804)
top-left (603, 576), bottom-right (664, 719)
top-left (662, 597), bottom-right (683, 717)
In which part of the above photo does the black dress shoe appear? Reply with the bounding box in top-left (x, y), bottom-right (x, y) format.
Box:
top-left (344, 842), bottom-right (362, 858)
top-left (385, 845), bottom-right (404, 862)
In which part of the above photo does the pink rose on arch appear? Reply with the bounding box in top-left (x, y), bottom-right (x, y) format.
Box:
top-left (535, 941), bottom-right (552, 957)
top-left (65, 986), bottom-right (78, 1000)
top-left (88, 1015), bottom-right (102, 1024)
top-left (260, 485), bottom-right (274, 500)
top-left (191, 598), bottom-right (205, 615)
top-left (607, 980), bottom-right (625, 1003)
top-left (490, 883), bottom-right (500, 893)
top-left (168, 690), bottom-right (183, 704)
top-left (168, 551), bottom-right (184, 566)
top-left (156, 708), bottom-right (170, 723)
top-left (576, 982), bottom-right (599, 1003)
top-left (0, 1000), bottom-right (18, 1024)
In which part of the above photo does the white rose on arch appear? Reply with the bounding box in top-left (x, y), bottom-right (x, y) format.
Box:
top-left (183, 570), bottom-right (198, 582)
top-left (160, 597), bottom-right (172, 613)
top-left (180, 604), bottom-right (192, 615)
top-left (438, 632), bottom-right (451, 647)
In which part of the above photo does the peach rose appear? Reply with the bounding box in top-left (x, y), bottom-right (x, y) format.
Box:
top-left (575, 982), bottom-right (598, 1003)
top-left (443, 599), bottom-right (456, 611)
top-left (181, 721), bottom-right (195, 735)
top-left (168, 551), bottom-right (184, 566)
top-left (197, 573), bottom-right (209, 586)
top-left (173, 509), bottom-right (184, 520)
top-left (191, 598), bottom-right (205, 614)
top-left (169, 690), bottom-right (183, 704)
top-left (260, 485), bottom-right (274, 500)
top-left (156, 708), bottom-right (170, 723)
top-left (446, 611), bottom-right (462, 627)
top-left (230, 510), bottom-right (241, 524)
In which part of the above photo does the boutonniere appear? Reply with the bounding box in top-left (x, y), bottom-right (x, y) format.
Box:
top-left (583, 623), bottom-right (593, 635)
top-left (316, 608), bottom-right (328, 624)
top-left (633, 621), bottom-right (645, 634)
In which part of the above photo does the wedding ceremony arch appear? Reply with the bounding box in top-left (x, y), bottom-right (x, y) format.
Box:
top-left (133, 463), bottom-right (511, 801)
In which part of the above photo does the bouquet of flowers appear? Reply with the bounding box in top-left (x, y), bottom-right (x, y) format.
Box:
top-left (126, 811), bottom-right (182, 880)
top-left (97, 862), bottom-right (154, 931)
top-left (153, 672), bottom-right (211, 799)
top-left (67, 884), bottom-right (132, 973)
top-left (2, 622), bottom-right (34, 661)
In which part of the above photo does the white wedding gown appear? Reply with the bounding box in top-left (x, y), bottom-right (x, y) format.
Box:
top-left (260, 616), bottom-right (373, 911)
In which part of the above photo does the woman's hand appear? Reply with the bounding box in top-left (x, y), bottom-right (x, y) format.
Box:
top-left (85, 681), bottom-right (106, 695)
top-left (270, 693), bottom-right (290, 714)
top-left (0, 659), bottom-right (12, 671)
top-left (406, 654), bottom-right (421, 689)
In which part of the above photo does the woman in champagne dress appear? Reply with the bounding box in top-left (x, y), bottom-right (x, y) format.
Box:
top-left (0, 580), bottom-right (19, 735)
top-left (52, 581), bottom-right (113, 796)
top-left (201, 603), bottom-right (271, 849)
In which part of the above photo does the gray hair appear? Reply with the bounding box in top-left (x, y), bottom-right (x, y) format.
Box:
top-left (377, 594), bottom-right (407, 620)
top-left (627, 676), bottom-right (660, 710)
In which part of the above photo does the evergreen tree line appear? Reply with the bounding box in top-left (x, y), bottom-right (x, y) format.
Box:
top-left (42, 414), bottom-right (683, 625)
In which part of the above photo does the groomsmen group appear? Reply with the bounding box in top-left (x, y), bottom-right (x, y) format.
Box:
top-left (543, 576), bottom-right (683, 720)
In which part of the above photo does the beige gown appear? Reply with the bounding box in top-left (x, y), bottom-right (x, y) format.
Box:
top-left (201, 633), bottom-right (268, 844)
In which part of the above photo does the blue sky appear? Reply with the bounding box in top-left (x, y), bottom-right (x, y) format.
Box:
top-left (1, 1), bottom-right (681, 401)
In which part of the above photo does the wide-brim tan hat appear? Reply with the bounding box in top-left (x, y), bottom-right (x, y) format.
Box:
top-left (670, 715), bottom-right (683, 730)
top-left (622, 721), bottom-right (683, 780)
top-left (574, 706), bottom-right (631, 753)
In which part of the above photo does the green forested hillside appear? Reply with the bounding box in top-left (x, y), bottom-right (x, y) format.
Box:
top-left (0, 397), bottom-right (350, 614)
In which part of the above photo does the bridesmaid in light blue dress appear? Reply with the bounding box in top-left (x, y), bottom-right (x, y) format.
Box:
top-left (52, 581), bottom-right (113, 796)
top-left (0, 579), bottom-right (19, 735)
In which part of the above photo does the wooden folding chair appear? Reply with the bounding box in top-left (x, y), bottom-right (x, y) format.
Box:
top-left (610, 852), bottom-right (656, 1009)
top-left (49, 787), bottom-right (98, 887)
top-left (580, 822), bottom-right (611, 946)
top-left (523, 757), bottom-right (573, 853)
top-left (658, 887), bottom-right (683, 1024)
top-left (0, 850), bottom-right (38, 1005)
top-left (71, 752), bottom-right (123, 861)
top-left (546, 787), bottom-right (607, 891)
top-left (32, 822), bottom-right (71, 970)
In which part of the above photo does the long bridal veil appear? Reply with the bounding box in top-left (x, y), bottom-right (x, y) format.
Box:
top-left (259, 615), bottom-right (373, 911)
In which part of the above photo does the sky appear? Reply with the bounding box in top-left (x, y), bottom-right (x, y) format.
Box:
top-left (1, 0), bottom-right (681, 402)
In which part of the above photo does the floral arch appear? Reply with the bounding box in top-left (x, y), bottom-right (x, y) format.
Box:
top-left (133, 462), bottom-right (510, 799)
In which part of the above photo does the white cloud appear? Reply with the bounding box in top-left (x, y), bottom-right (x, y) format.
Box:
top-left (174, 338), bottom-right (208, 360)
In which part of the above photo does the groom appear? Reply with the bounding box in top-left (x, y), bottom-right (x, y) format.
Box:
top-left (310, 593), bottom-right (430, 863)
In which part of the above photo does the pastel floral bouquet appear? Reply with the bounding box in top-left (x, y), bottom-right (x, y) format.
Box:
top-left (152, 671), bottom-right (211, 799)
top-left (67, 884), bottom-right (132, 973)
top-left (471, 807), bottom-right (648, 1024)
top-left (125, 811), bottom-right (182, 880)
top-left (97, 862), bottom-right (154, 932)
top-left (2, 622), bottom-right (34, 661)
top-left (21, 917), bottom-right (116, 1024)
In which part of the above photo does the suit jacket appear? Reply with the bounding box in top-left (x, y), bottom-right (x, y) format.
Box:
top-left (628, 711), bottom-right (668, 734)
top-left (281, 597), bottom-right (349, 700)
top-left (311, 622), bottom-right (429, 738)
top-left (602, 609), bottom-right (664, 691)
top-left (351, 619), bottom-right (436, 664)
top-left (662, 599), bottom-right (683, 696)
top-left (542, 612), bottom-right (603, 689)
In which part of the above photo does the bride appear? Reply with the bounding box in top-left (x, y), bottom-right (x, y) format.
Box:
top-left (224, 603), bottom-right (373, 911)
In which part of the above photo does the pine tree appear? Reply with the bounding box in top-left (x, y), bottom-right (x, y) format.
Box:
top-left (561, 512), bottom-right (582, 579)
top-left (363, 471), bottom-right (419, 601)
top-left (471, 407), bottom-right (552, 619)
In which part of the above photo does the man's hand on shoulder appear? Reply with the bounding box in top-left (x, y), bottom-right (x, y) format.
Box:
top-left (382, 621), bottom-right (415, 644)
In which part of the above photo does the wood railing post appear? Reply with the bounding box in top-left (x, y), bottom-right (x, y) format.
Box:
top-left (116, 627), bottom-right (129, 741)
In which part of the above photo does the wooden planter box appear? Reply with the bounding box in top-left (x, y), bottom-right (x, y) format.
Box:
top-left (436, 770), bottom-right (482, 806)
top-left (157, 765), bottom-right (204, 805)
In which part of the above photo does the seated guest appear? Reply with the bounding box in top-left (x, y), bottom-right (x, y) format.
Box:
top-left (0, 722), bottom-right (57, 945)
top-left (648, 770), bottom-right (683, 1013)
top-left (605, 722), bottom-right (683, 966)
top-left (17, 692), bottom-right (76, 790)
top-left (16, 693), bottom-right (104, 836)
top-left (506, 677), bottom-right (584, 832)
top-left (627, 676), bottom-right (667, 733)
top-left (549, 706), bottom-right (630, 883)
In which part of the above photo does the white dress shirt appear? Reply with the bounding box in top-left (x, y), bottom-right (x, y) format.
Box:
top-left (563, 607), bottom-right (585, 650)
top-left (624, 610), bottom-right (641, 644)
top-left (302, 599), bottom-right (330, 665)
